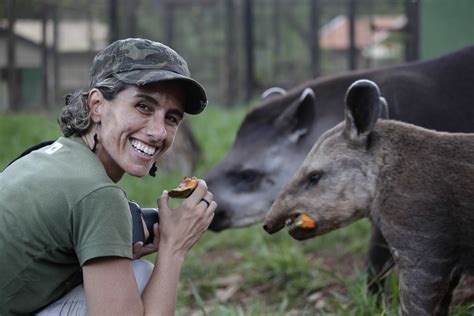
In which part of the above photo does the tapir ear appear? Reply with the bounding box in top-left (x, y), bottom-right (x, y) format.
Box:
top-left (276, 87), bottom-right (316, 143)
top-left (261, 86), bottom-right (287, 101)
top-left (379, 96), bottom-right (389, 119)
top-left (343, 79), bottom-right (381, 143)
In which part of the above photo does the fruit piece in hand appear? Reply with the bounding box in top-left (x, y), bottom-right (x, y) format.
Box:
top-left (168, 176), bottom-right (199, 198)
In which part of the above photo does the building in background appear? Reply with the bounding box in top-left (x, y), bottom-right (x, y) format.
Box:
top-left (319, 14), bottom-right (407, 73)
top-left (0, 19), bottom-right (108, 110)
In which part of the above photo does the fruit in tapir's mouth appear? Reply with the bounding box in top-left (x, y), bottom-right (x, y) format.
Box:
top-left (286, 213), bottom-right (317, 230)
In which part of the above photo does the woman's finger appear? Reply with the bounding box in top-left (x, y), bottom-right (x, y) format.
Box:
top-left (132, 241), bottom-right (144, 259)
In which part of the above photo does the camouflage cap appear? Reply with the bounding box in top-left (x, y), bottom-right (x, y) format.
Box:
top-left (89, 38), bottom-right (207, 114)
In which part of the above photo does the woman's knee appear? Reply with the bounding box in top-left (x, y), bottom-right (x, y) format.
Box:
top-left (132, 259), bottom-right (154, 293)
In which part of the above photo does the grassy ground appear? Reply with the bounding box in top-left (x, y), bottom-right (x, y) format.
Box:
top-left (1, 107), bottom-right (473, 315)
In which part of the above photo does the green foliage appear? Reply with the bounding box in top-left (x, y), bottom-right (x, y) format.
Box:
top-left (0, 113), bottom-right (60, 169)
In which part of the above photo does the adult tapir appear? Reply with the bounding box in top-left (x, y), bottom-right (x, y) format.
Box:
top-left (205, 45), bottom-right (474, 291)
top-left (263, 79), bottom-right (474, 316)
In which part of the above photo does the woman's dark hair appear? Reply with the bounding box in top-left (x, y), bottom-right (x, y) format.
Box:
top-left (58, 77), bottom-right (129, 137)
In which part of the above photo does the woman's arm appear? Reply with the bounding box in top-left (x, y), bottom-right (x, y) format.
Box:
top-left (83, 180), bottom-right (216, 315)
top-left (83, 257), bottom-right (144, 315)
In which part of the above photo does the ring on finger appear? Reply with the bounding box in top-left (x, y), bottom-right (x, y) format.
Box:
top-left (200, 198), bottom-right (210, 208)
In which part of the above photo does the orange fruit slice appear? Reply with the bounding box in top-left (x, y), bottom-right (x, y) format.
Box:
top-left (294, 213), bottom-right (316, 229)
top-left (169, 176), bottom-right (198, 198)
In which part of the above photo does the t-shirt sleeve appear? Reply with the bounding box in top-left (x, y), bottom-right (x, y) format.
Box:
top-left (71, 186), bottom-right (133, 266)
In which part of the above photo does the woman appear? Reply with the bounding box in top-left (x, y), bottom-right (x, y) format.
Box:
top-left (0, 38), bottom-right (216, 315)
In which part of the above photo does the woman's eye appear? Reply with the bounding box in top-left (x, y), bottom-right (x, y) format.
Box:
top-left (136, 103), bottom-right (151, 113)
top-left (166, 115), bottom-right (180, 126)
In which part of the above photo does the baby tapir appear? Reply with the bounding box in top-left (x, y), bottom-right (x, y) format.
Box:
top-left (263, 79), bottom-right (474, 315)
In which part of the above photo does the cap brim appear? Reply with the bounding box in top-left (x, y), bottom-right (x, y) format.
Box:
top-left (113, 69), bottom-right (208, 115)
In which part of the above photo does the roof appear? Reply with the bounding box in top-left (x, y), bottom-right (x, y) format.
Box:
top-left (319, 15), bottom-right (407, 50)
top-left (0, 19), bottom-right (108, 53)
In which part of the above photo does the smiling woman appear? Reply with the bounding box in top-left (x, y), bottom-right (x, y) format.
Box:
top-left (83, 82), bottom-right (186, 182)
top-left (0, 38), bottom-right (217, 316)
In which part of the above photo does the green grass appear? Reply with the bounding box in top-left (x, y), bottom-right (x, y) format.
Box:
top-left (1, 108), bottom-right (472, 315)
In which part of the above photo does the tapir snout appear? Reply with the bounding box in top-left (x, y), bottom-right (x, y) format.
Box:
top-left (263, 192), bottom-right (320, 240)
top-left (262, 197), bottom-right (290, 234)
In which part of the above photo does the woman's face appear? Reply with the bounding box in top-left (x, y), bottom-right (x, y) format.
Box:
top-left (90, 82), bottom-right (185, 181)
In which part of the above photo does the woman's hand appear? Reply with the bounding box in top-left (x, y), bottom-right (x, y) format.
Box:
top-left (132, 223), bottom-right (160, 259)
top-left (156, 179), bottom-right (216, 257)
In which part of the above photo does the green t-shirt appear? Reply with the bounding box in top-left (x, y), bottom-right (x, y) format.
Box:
top-left (0, 137), bottom-right (133, 315)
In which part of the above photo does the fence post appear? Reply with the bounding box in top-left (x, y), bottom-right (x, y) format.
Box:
top-left (224, 0), bottom-right (237, 107)
top-left (41, 4), bottom-right (49, 109)
top-left (309, 0), bottom-right (320, 78)
top-left (125, 0), bottom-right (138, 38)
top-left (272, 0), bottom-right (281, 79)
top-left (243, 0), bottom-right (254, 102)
top-left (163, 0), bottom-right (175, 47)
top-left (52, 5), bottom-right (59, 106)
top-left (109, 0), bottom-right (120, 43)
top-left (348, 0), bottom-right (357, 70)
top-left (405, 0), bottom-right (420, 61)
top-left (7, 0), bottom-right (19, 111)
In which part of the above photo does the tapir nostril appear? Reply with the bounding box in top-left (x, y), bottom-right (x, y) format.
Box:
top-left (262, 224), bottom-right (269, 233)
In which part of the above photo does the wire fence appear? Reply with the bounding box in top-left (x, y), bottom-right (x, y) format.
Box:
top-left (1, 0), bottom-right (411, 110)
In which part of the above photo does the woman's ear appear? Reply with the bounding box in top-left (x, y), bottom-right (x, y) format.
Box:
top-left (87, 89), bottom-right (105, 123)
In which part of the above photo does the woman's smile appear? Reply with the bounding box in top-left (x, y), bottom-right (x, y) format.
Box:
top-left (129, 138), bottom-right (159, 158)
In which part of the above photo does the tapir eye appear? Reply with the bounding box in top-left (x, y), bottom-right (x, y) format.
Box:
top-left (227, 168), bottom-right (265, 192)
top-left (307, 171), bottom-right (322, 187)
top-left (239, 169), bottom-right (259, 183)
top-left (228, 168), bottom-right (263, 191)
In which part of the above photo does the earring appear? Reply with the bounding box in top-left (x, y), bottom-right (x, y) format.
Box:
top-left (149, 163), bottom-right (157, 177)
top-left (92, 133), bottom-right (98, 153)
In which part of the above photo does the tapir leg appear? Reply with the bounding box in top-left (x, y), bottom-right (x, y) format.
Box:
top-left (398, 261), bottom-right (457, 316)
top-left (434, 272), bottom-right (461, 316)
top-left (366, 223), bottom-right (393, 294)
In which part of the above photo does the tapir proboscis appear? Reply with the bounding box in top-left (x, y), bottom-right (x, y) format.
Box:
top-left (263, 79), bottom-right (474, 316)
top-left (205, 45), bottom-right (474, 291)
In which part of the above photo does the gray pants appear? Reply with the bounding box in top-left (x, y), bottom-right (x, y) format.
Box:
top-left (36, 260), bottom-right (154, 316)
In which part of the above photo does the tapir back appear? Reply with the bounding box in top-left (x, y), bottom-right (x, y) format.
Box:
top-left (373, 121), bottom-right (474, 272)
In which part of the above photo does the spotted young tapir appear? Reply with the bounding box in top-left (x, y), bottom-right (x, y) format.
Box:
top-left (205, 45), bottom-right (474, 292)
top-left (263, 79), bottom-right (474, 316)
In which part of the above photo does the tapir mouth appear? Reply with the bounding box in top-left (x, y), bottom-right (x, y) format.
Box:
top-left (286, 213), bottom-right (318, 241)
top-left (209, 209), bottom-right (232, 232)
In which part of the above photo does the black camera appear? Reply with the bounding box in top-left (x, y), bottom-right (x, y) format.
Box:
top-left (128, 201), bottom-right (159, 245)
